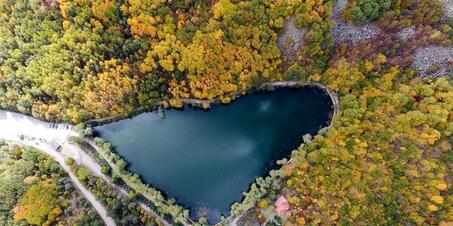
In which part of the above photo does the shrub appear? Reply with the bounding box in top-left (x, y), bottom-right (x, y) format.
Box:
top-left (350, 0), bottom-right (393, 23)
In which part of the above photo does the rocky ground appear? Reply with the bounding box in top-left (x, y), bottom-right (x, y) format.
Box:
top-left (412, 46), bottom-right (453, 77)
top-left (439, 0), bottom-right (453, 19)
top-left (397, 26), bottom-right (416, 42)
top-left (277, 17), bottom-right (306, 62)
top-left (331, 0), bottom-right (452, 77)
top-left (411, 0), bottom-right (453, 77)
top-left (331, 0), bottom-right (381, 44)
top-left (279, 0), bottom-right (452, 77)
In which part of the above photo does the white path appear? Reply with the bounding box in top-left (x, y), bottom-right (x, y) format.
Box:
top-left (0, 111), bottom-right (74, 144)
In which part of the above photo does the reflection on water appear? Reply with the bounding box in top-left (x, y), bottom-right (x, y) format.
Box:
top-left (95, 87), bottom-right (333, 224)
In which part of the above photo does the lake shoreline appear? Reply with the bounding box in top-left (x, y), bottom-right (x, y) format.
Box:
top-left (0, 83), bottom-right (338, 225)
top-left (93, 86), bottom-right (335, 224)
top-left (0, 80), bottom-right (339, 128)
top-left (86, 81), bottom-right (339, 127)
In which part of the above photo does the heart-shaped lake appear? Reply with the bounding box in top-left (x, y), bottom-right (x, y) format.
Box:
top-left (94, 86), bottom-right (333, 223)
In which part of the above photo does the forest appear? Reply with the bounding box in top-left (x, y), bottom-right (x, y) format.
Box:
top-left (0, 0), bottom-right (452, 225)
top-left (0, 0), bottom-right (332, 122)
top-left (273, 62), bottom-right (453, 225)
top-left (231, 0), bottom-right (453, 224)
top-left (0, 141), bottom-right (102, 225)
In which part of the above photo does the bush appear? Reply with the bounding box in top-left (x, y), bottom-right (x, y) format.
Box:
top-left (285, 64), bottom-right (309, 83)
top-left (350, 0), bottom-right (393, 23)
top-left (111, 173), bottom-right (121, 184)
top-left (101, 164), bottom-right (111, 175)
top-left (65, 157), bottom-right (76, 168)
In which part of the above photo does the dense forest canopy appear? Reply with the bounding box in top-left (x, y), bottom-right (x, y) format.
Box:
top-left (277, 63), bottom-right (453, 225)
top-left (0, 0), bottom-right (332, 122)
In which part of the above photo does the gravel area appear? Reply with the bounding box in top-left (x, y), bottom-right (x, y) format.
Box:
top-left (333, 0), bottom-right (348, 15)
top-left (277, 17), bottom-right (306, 61)
top-left (0, 110), bottom-right (74, 144)
top-left (412, 46), bottom-right (453, 77)
top-left (397, 26), bottom-right (416, 41)
top-left (439, 0), bottom-right (453, 19)
top-left (332, 0), bottom-right (381, 44)
top-left (278, 0), bottom-right (381, 50)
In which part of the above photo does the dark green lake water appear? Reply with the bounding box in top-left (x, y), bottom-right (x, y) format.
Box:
top-left (95, 86), bottom-right (333, 223)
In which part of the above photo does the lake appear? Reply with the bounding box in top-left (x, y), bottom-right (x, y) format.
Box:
top-left (95, 86), bottom-right (333, 223)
